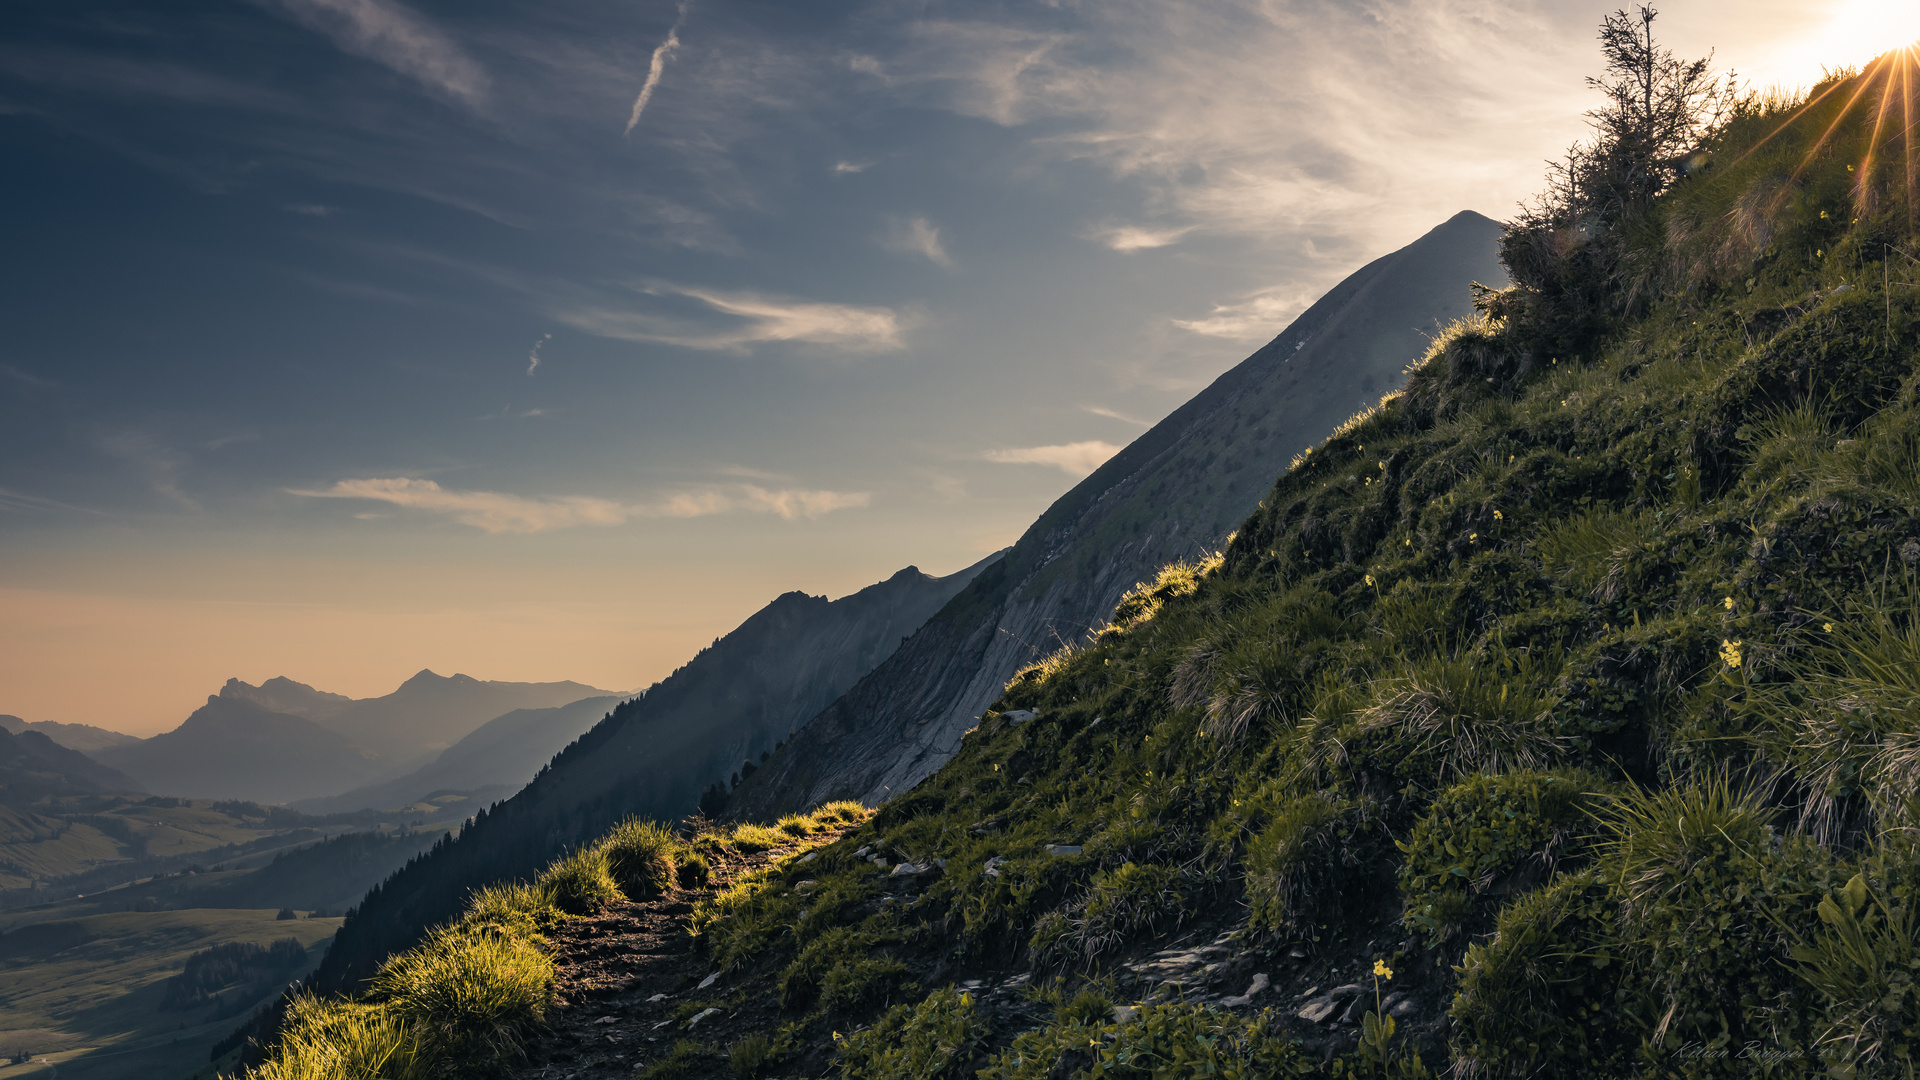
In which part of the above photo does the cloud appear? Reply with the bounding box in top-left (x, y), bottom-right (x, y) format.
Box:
top-left (1090, 224), bottom-right (1192, 252)
top-left (1, 364), bottom-right (56, 388)
top-left (292, 477), bottom-right (870, 533)
top-left (623, 5), bottom-right (686, 135)
top-left (1082, 404), bottom-right (1148, 425)
top-left (527, 332), bottom-right (550, 375)
top-left (832, 160), bottom-right (872, 174)
top-left (1172, 287), bottom-right (1319, 341)
top-left (262, 0), bottom-right (488, 106)
top-left (0, 488), bottom-right (101, 515)
top-left (557, 284), bottom-right (909, 354)
top-left (285, 203), bottom-right (339, 217)
top-left (98, 430), bottom-right (196, 510)
top-left (881, 216), bottom-right (953, 267)
top-left (984, 441), bottom-right (1122, 477)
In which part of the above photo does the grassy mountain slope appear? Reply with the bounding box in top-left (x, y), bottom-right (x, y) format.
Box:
top-left (238, 52), bottom-right (1920, 1080)
top-left (732, 211), bottom-right (1507, 819)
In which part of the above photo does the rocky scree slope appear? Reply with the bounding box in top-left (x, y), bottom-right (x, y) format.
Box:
top-left (732, 209), bottom-right (1507, 818)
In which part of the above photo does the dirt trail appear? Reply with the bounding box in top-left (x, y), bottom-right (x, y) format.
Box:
top-left (513, 828), bottom-right (851, 1080)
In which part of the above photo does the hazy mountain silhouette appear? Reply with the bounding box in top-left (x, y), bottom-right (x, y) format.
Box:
top-left (290, 695), bottom-right (626, 815)
top-left (218, 676), bottom-right (355, 722)
top-left (298, 671), bottom-right (614, 774)
top-left (0, 725), bottom-right (145, 803)
top-left (0, 714), bottom-right (142, 755)
top-left (732, 210), bottom-right (1508, 817)
top-left (93, 697), bottom-right (379, 803)
top-left (311, 557), bottom-right (996, 991)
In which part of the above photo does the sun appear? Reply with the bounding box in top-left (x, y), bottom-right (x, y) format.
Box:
top-left (1776, 0), bottom-right (1920, 82)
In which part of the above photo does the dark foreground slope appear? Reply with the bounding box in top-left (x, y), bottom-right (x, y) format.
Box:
top-left (733, 210), bottom-right (1507, 817)
top-left (305, 559), bottom-right (995, 992)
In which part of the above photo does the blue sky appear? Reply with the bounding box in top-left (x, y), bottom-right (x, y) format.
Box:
top-left (2, 0), bottom-right (1910, 732)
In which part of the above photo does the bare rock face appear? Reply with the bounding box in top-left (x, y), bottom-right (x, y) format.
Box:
top-left (733, 210), bottom-right (1508, 818)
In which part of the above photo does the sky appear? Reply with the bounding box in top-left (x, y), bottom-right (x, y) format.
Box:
top-left (4, 0), bottom-right (1918, 736)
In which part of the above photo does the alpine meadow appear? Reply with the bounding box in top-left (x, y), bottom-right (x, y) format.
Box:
top-left (216, 13), bottom-right (1920, 1080)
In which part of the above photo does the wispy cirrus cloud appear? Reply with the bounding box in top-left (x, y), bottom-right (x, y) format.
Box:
top-left (1090, 224), bottom-right (1192, 252)
top-left (291, 477), bottom-right (870, 533)
top-left (983, 441), bottom-right (1122, 477)
top-left (1172, 286), bottom-right (1319, 341)
top-left (260, 0), bottom-right (489, 106)
top-left (881, 216), bottom-right (953, 267)
top-left (624, 4), bottom-right (687, 135)
top-left (557, 284), bottom-right (910, 354)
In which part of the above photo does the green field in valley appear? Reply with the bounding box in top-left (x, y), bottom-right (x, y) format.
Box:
top-left (0, 905), bottom-right (341, 1080)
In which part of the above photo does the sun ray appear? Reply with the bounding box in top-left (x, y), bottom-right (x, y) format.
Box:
top-left (1723, 75), bottom-right (1858, 172)
top-left (1858, 53), bottom-right (1899, 209)
top-left (1789, 52), bottom-right (1891, 184)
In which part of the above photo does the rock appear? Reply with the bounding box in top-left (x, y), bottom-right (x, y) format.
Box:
top-left (593, 1016), bottom-right (618, 1025)
top-left (854, 846), bottom-right (872, 857)
top-left (889, 862), bottom-right (922, 877)
top-left (688, 1007), bottom-right (720, 1029)
top-left (1112, 1005), bottom-right (1138, 1024)
top-left (697, 972), bottom-right (719, 990)
top-left (1390, 996), bottom-right (1418, 1019)
top-left (646, 993), bottom-right (668, 1003)
top-left (1219, 973), bottom-right (1270, 1006)
top-left (1328, 983), bottom-right (1367, 1000)
top-left (983, 856), bottom-right (1008, 878)
top-left (1004, 710), bottom-right (1039, 725)
top-left (1045, 844), bottom-right (1083, 856)
top-left (796, 880), bottom-right (819, 893)
top-left (798, 852), bottom-right (819, 864)
top-left (1288, 945), bottom-right (1309, 960)
top-left (1297, 999), bottom-right (1338, 1024)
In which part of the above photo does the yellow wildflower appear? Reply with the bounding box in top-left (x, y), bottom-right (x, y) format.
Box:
top-left (1365, 574), bottom-right (1375, 587)
top-left (1720, 639), bottom-right (1743, 669)
top-left (1824, 622), bottom-right (1834, 633)
top-left (1373, 959), bottom-right (1394, 980)
top-left (1493, 509), bottom-right (1503, 520)
top-left (1723, 596), bottom-right (1734, 610)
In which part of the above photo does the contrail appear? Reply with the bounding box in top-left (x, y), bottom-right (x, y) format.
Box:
top-left (624, 5), bottom-right (687, 135)
top-left (527, 333), bottom-right (550, 375)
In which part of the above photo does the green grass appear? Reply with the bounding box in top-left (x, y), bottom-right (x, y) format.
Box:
top-left (236, 804), bottom-right (866, 1080)
top-left (0, 907), bottom-right (340, 1080)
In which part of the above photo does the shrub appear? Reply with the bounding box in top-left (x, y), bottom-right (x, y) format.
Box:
top-left (1091, 1003), bottom-right (1317, 1080)
top-left (459, 881), bottom-right (557, 941)
top-left (1034, 861), bottom-right (1191, 968)
top-left (1397, 769), bottom-right (1610, 942)
top-left (1781, 853), bottom-right (1920, 1078)
top-left (1244, 793), bottom-right (1382, 933)
top-left (249, 995), bottom-right (416, 1080)
top-left (819, 955), bottom-right (915, 1015)
top-left (728, 1033), bottom-right (775, 1078)
top-left (1353, 655), bottom-right (1564, 784)
top-left (369, 925), bottom-right (553, 1076)
top-left (643, 1039), bottom-right (714, 1080)
top-left (600, 818), bottom-right (682, 899)
top-left (675, 848), bottom-right (711, 889)
top-left (837, 987), bottom-right (984, 1080)
top-left (537, 846), bottom-right (622, 916)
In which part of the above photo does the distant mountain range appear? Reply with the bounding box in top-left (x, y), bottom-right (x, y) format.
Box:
top-left (730, 210), bottom-right (1507, 818)
top-left (290, 694), bottom-right (626, 815)
top-left (78, 672), bottom-right (618, 805)
top-left (0, 714), bottom-right (143, 755)
top-left (0, 724), bottom-right (144, 803)
top-left (310, 557), bottom-right (997, 991)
